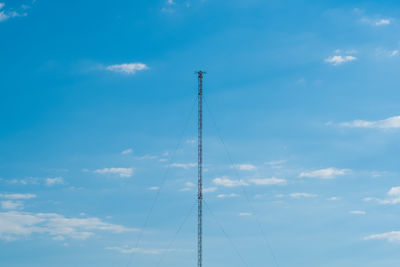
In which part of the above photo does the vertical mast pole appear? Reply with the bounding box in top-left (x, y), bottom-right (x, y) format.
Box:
top-left (197, 71), bottom-right (205, 267)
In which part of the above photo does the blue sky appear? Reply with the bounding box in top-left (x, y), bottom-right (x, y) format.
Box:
top-left (2, 0), bottom-right (400, 266)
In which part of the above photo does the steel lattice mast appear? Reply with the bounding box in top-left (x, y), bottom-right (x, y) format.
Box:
top-left (197, 71), bottom-right (205, 267)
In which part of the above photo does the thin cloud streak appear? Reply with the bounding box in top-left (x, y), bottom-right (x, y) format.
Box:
top-left (337, 116), bottom-right (400, 129)
top-left (299, 168), bottom-right (348, 179)
top-left (106, 63), bottom-right (148, 75)
top-left (93, 168), bottom-right (133, 178)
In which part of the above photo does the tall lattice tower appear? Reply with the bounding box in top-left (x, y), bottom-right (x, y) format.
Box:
top-left (197, 71), bottom-right (205, 267)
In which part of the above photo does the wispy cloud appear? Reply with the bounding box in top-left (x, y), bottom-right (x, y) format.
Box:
top-left (299, 168), bottom-right (348, 179)
top-left (337, 116), bottom-right (400, 129)
top-left (349, 210), bottom-right (366, 215)
top-left (360, 16), bottom-right (392, 27)
top-left (4, 178), bottom-right (39, 186)
top-left (1, 201), bottom-right (23, 210)
top-left (148, 186), bottom-right (159, 191)
top-left (0, 193), bottom-right (36, 200)
top-left (375, 19), bottom-right (391, 26)
top-left (328, 196), bottom-right (340, 201)
top-left (238, 212), bottom-right (252, 216)
top-left (169, 163), bottom-right (197, 169)
top-left (391, 50), bottom-right (399, 57)
top-left (325, 55), bottom-right (357, 66)
top-left (265, 160), bottom-right (286, 168)
top-left (203, 187), bottom-right (217, 193)
top-left (0, 3), bottom-right (27, 22)
top-left (134, 154), bottom-right (158, 160)
top-left (106, 246), bottom-right (191, 255)
top-left (94, 168), bottom-right (133, 178)
top-left (230, 164), bottom-right (257, 171)
top-left (217, 193), bottom-right (239, 199)
top-left (121, 148), bottom-right (133, 155)
top-left (249, 177), bottom-right (287, 186)
top-left (289, 193), bottom-right (317, 198)
top-left (180, 182), bottom-right (195, 192)
top-left (364, 186), bottom-right (400, 205)
top-left (213, 176), bottom-right (248, 187)
top-left (45, 177), bottom-right (65, 186)
top-left (106, 63), bottom-right (148, 75)
top-left (0, 211), bottom-right (136, 241)
top-left (365, 231), bottom-right (400, 242)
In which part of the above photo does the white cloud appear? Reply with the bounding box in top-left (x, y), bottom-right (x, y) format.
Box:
top-left (230, 164), bottom-right (256, 171)
top-left (186, 139), bottom-right (196, 144)
top-left (349, 210), bottom-right (366, 215)
top-left (134, 154), bottom-right (158, 160)
top-left (375, 19), bottom-right (391, 26)
top-left (388, 186), bottom-right (400, 196)
top-left (325, 55), bottom-right (357, 66)
top-left (203, 187), bottom-right (217, 193)
top-left (180, 182), bottom-right (196, 191)
top-left (121, 148), bottom-right (133, 155)
top-left (363, 197), bottom-right (375, 202)
top-left (185, 182), bottom-right (195, 187)
top-left (148, 186), bottom-right (159, 191)
top-left (167, 0), bottom-right (175, 4)
top-left (0, 11), bottom-right (9, 21)
top-left (161, 7), bottom-right (174, 13)
top-left (0, 193), bottom-right (36, 200)
top-left (179, 188), bottom-right (191, 192)
top-left (5, 178), bottom-right (39, 185)
top-left (365, 231), bottom-right (400, 242)
top-left (376, 48), bottom-right (400, 58)
top-left (45, 177), bottom-right (65, 186)
top-left (106, 63), bottom-right (148, 75)
top-left (94, 168), bottom-right (133, 178)
top-left (365, 186), bottom-right (400, 205)
top-left (249, 177), bottom-right (287, 186)
top-left (1, 201), bottom-right (23, 210)
top-left (106, 246), bottom-right (191, 255)
top-left (238, 212), bottom-right (252, 216)
top-left (169, 163), bottom-right (197, 169)
top-left (213, 176), bottom-right (248, 187)
top-left (0, 211), bottom-right (136, 241)
top-left (217, 193), bottom-right (239, 199)
top-left (0, 3), bottom-right (27, 22)
top-left (289, 193), bottom-right (317, 198)
top-left (338, 116), bottom-right (400, 129)
top-left (299, 168), bottom-right (348, 179)
top-left (265, 160), bottom-right (286, 168)
top-left (328, 196), bottom-right (340, 201)
top-left (361, 17), bottom-right (392, 27)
